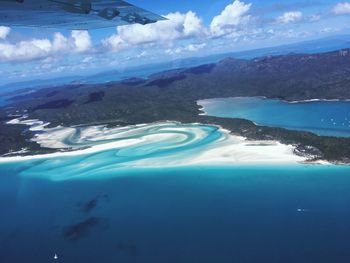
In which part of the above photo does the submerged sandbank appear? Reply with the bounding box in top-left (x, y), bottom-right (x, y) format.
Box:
top-left (1, 116), bottom-right (307, 167)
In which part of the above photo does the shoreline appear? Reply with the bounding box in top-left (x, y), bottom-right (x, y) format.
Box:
top-left (0, 118), bottom-right (310, 166)
top-left (287, 98), bottom-right (350, 104)
top-left (198, 96), bottom-right (350, 105)
top-left (196, 96), bottom-right (350, 135)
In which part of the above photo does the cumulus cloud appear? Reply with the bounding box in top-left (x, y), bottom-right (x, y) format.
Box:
top-left (103, 1), bottom-right (255, 51)
top-left (103, 1), bottom-right (256, 51)
top-left (101, 34), bottom-right (127, 51)
top-left (0, 26), bottom-right (10, 40)
top-left (210, 0), bottom-right (252, 37)
top-left (71, 30), bottom-right (92, 52)
top-left (332, 2), bottom-right (350, 15)
top-left (0, 0), bottom-right (336, 67)
top-left (103, 11), bottom-right (204, 50)
top-left (0, 30), bottom-right (92, 62)
top-left (276, 11), bottom-right (303, 24)
top-left (0, 39), bottom-right (52, 62)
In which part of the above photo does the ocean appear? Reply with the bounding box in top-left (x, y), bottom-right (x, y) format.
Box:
top-left (1, 111), bottom-right (350, 262)
top-left (0, 165), bottom-right (350, 263)
top-left (198, 97), bottom-right (350, 137)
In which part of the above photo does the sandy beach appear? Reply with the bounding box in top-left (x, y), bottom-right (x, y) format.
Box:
top-left (1, 116), bottom-right (307, 166)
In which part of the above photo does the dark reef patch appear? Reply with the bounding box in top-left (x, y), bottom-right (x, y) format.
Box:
top-left (78, 194), bottom-right (110, 214)
top-left (81, 199), bottom-right (98, 213)
top-left (63, 217), bottom-right (101, 242)
top-left (32, 99), bottom-right (74, 111)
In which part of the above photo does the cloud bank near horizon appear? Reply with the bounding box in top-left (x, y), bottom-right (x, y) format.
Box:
top-left (0, 0), bottom-right (349, 81)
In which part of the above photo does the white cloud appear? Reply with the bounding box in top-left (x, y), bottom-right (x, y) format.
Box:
top-left (102, 2), bottom-right (255, 52)
top-left (276, 11), bottom-right (303, 24)
top-left (309, 14), bottom-right (321, 22)
top-left (0, 30), bottom-right (92, 62)
top-left (103, 11), bottom-right (204, 50)
top-left (101, 34), bottom-right (128, 51)
top-left (186, 43), bottom-right (207, 51)
top-left (165, 43), bottom-right (207, 55)
top-left (0, 26), bottom-right (10, 40)
top-left (332, 2), bottom-right (350, 15)
top-left (52, 32), bottom-right (69, 51)
top-left (0, 0), bottom-right (338, 67)
top-left (0, 39), bottom-right (52, 62)
top-left (210, 0), bottom-right (252, 37)
top-left (71, 30), bottom-right (92, 52)
top-left (320, 27), bottom-right (339, 34)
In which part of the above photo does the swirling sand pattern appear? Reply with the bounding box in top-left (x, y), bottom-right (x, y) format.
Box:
top-left (1, 122), bottom-right (305, 180)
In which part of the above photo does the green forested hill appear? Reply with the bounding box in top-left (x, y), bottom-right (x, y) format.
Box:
top-left (1, 49), bottom-right (350, 162)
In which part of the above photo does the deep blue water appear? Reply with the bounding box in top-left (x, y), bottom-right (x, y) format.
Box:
top-left (199, 97), bottom-right (350, 137)
top-left (1, 164), bottom-right (350, 263)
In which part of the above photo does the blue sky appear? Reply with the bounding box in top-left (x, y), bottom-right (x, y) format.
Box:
top-left (0, 0), bottom-right (350, 85)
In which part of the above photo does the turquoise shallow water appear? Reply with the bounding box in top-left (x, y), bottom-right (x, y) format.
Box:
top-left (1, 121), bottom-right (350, 262)
top-left (198, 97), bottom-right (350, 137)
top-left (6, 123), bottom-right (225, 181)
top-left (0, 164), bottom-right (350, 263)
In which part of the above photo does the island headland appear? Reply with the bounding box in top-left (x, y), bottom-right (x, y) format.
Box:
top-left (1, 49), bottom-right (350, 164)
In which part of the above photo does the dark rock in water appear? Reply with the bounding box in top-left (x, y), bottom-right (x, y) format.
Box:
top-left (79, 194), bottom-right (110, 213)
top-left (63, 217), bottom-right (100, 242)
top-left (82, 199), bottom-right (98, 213)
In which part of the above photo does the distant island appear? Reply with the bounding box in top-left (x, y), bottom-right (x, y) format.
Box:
top-left (1, 49), bottom-right (350, 164)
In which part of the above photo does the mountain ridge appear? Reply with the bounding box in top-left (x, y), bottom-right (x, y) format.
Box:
top-left (1, 48), bottom-right (350, 163)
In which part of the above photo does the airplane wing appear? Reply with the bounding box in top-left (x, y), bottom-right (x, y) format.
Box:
top-left (0, 0), bottom-right (166, 30)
